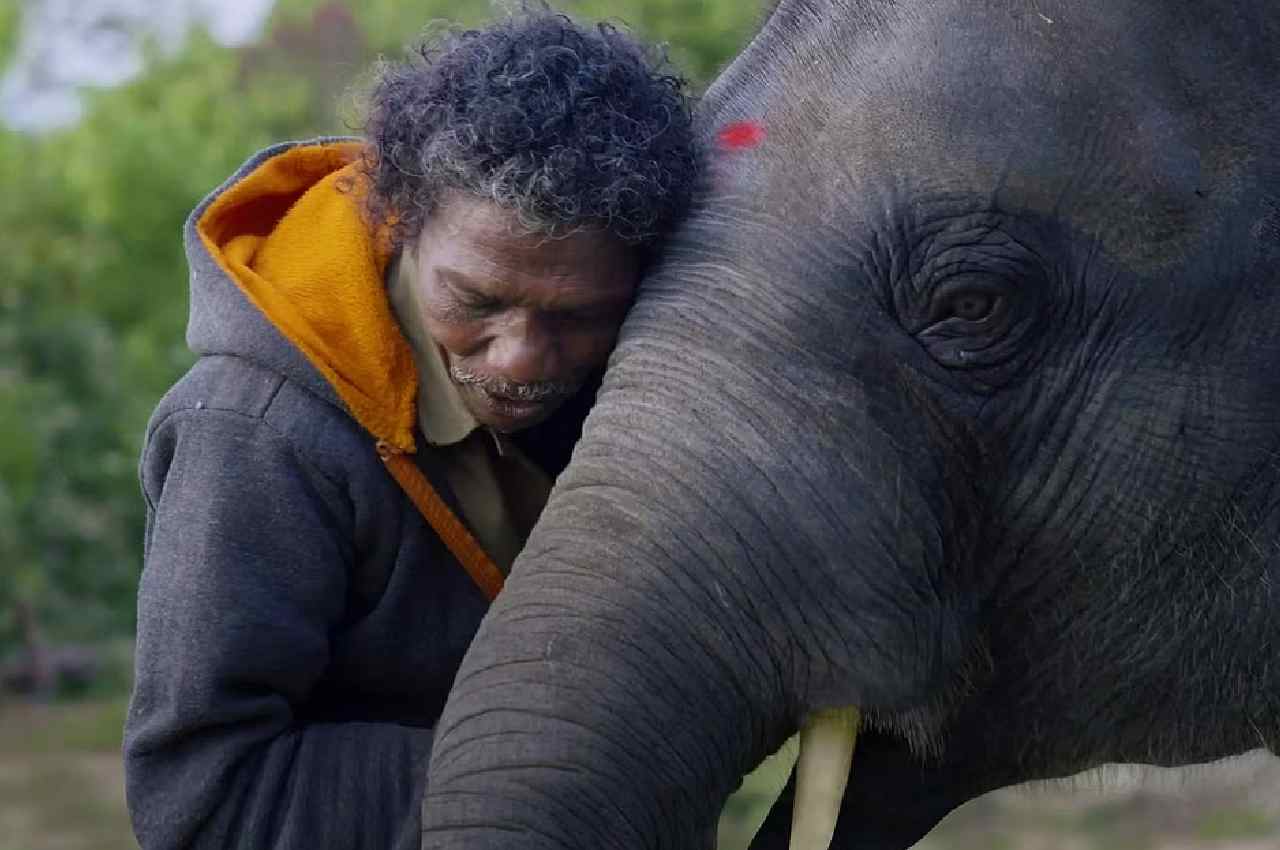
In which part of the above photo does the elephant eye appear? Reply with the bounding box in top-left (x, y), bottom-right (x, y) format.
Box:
top-left (915, 282), bottom-right (1021, 376)
top-left (943, 291), bottom-right (999, 323)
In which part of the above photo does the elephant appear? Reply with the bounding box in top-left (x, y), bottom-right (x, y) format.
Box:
top-left (419, 0), bottom-right (1280, 847)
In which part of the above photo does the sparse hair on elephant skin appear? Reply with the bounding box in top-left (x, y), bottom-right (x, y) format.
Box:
top-left (357, 3), bottom-right (699, 249)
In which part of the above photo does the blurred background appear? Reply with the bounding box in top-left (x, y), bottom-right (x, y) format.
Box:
top-left (0, 1), bottom-right (1276, 848)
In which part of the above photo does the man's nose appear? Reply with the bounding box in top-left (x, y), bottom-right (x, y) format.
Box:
top-left (484, 314), bottom-right (562, 383)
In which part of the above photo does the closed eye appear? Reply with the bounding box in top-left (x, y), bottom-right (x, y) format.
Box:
top-left (459, 293), bottom-right (501, 313)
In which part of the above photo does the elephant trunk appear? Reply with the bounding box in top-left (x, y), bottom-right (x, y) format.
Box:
top-left (421, 397), bottom-right (792, 848)
top-left (421, 260), bottom-right (977, 848)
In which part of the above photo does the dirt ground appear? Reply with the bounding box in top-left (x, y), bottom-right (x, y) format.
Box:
top-left (913, 754), bottom-right (1280, 850)
top-left (2, 699), bottom-right (1277, 850)
top-left (0, 699), bottom-right (134, 850)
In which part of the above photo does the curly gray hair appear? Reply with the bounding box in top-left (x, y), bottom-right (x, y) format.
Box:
top-left (359, 6), bottom-right (699, 247)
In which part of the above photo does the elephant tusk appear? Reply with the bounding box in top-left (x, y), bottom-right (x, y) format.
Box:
top-left (788, 706), bottom-right (861, 850)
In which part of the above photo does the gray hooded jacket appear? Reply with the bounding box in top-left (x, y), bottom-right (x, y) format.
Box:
top-left (125, 140), bottom-right (588, 849)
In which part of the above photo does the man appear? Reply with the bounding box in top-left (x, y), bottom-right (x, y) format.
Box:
top-left (123, 9), bottom-right (696, 848)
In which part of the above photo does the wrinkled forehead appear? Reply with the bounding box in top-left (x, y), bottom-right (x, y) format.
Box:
top-left (874, 9), bottom-right (1196, 189)
top-left (717, 0), bottom-right (1256, 268)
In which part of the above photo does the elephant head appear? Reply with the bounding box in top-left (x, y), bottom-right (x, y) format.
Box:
top-left (421, 1), bottom-right (1280, 847)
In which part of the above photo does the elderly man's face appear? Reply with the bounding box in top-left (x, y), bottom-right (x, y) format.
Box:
top-left (414, 193), bottom-right (640, 433)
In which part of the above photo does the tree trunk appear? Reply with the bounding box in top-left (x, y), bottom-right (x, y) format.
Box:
top-left (15, 597), bottom-right (56, 699)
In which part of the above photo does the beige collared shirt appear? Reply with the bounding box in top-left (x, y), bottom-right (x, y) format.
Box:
top-left (386, 251), bottom-right (552, 575)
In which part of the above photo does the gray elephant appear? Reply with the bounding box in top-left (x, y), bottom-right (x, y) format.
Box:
top-left (419, 0), bottom-right (1280, 847)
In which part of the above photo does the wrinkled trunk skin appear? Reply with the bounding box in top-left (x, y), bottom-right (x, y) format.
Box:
top-left (420, 233), bottom-right (979, 849)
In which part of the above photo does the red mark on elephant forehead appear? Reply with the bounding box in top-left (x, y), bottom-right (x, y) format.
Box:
top-left (717, 120), bottom-right (766, 151)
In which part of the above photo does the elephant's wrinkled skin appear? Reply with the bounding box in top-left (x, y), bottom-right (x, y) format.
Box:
top-left (421, 2), bottom-right (1280, 847)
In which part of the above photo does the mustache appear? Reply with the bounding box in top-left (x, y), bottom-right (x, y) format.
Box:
top-left (448, 364), bottom-right (584, 403)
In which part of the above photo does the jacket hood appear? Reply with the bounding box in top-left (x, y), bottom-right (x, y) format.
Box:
top-left (184, 138), bottom-right (418, 453)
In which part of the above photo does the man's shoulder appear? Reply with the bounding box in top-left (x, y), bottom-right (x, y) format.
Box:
top-left (144, 354), bottom-right (377, 478)
top-left (149, 355), bottom-right (287, 427)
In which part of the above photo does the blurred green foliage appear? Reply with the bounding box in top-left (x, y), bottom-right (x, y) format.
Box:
top-left (0, 1), bottom-right (759, 656)
top-left (0, 7), bottom-right (16, 65)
